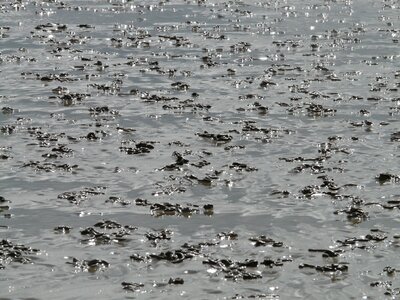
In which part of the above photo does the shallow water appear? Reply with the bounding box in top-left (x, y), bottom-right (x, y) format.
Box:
top-left (1, 0), bottom-right (400, 299)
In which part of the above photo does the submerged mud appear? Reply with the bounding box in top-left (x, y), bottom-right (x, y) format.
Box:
top-left (0, 0), bottom-right (400, 299)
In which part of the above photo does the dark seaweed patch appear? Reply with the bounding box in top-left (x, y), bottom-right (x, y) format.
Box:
top-left (1, 107), bottom-right (15, 114)
top-left (299, 263), bottom-right (348, 272)
top-left (121, 282), bottom-right (144, 292)
top-left (22, 161), bottom-right (78, 172)
top-left (57, 186), bottom-right (106, 205)
top-left (197, 131), bottom-right (233, 144)
top-left (66, 257), bottom-right (109, 272)
top-left (80, 226), bottom-right (131, 245)
top-left (145, 229), bottom-right (172, 242)
top-left (334, 206), bottom-right (368, 223)
top-left (0, 239), bottom-right (40, 267)
top-left (150, 250), bottom-right (192, 264)
top-left (79, 220), bottom-right (136, 245)
top-left (261, 257), bottom-right (293, 268)
top-left (150, 202), bottom-right (200, 217)
top-left (229, 162), bottom-right (258, 172)
top-left (308, 249), bottom-right (343, 258)
top-left (249, 236), bottom-right (283, 247)
top-left (105, 196), bottom-right (131, 206)
top-left (0, 147), bottom-right (12, 160)
top-left (54, 226), bottom-right (72, 234)
top-left (168, 277), bottom-right (184, 284)
top-left (203, 258), bottom-right (263, 280)
top-left (51, 145), bottom-right (73, 155)
top-left (376, 173), bottom-right (400, 184)
top-left (119, 141), bottom-right (155, 155)
top-left (217, 231), bottom-right (238, 240)
top-left (1, 125), bottom-right (15, 135)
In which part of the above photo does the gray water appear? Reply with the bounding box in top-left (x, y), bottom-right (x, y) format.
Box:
top-left (0, 0), bottom-right (399, 299)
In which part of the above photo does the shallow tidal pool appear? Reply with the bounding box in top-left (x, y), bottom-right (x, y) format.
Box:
top-left (1, 0), bottom-right (400, 299)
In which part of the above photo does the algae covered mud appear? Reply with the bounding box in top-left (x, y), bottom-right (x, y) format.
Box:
top-left (0, 0), bottom-right (400, 298)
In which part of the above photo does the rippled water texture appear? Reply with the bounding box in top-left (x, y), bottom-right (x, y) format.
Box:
top-left (1, 0), bottom-right (400, 299)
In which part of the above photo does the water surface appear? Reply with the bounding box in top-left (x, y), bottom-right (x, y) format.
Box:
top-left (1, 0), bottom-right (400, 299)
